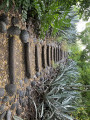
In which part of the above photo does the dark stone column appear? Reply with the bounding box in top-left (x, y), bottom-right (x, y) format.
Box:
top-left (35, 45), bottom-right (39, 72)
top-left (41, 45), bottom-right (45, 68)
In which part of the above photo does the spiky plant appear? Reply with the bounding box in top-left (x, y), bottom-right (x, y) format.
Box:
top-left (29, 59), bottom-right (81, 120)
top-left (13, 116), bottom-right (23, 120)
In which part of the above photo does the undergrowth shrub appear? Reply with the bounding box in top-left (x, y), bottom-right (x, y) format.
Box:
top-left (29, 59), bottom-right (83, 120)
top-left (0, 0), bottom-right (77, 38)
top-left (0, 0), bottom-right (89, 38)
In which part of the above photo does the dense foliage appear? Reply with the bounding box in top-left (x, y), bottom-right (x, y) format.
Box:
top-left (69, 22), bottom-right (90, 119)
top-left (24, 59), bottom-right (86, 120)
top-left (0, 0), bottom-right (89, 37)
top-left (78, 23), bottom-right (90, 118)
top-left (0, 0), bottom-right (90, 119)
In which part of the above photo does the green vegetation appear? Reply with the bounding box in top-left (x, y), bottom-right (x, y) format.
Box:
top-left (69, 22), bottom-right (90, 119)
top-left (0, 0), bottom-right (90, 119)
top-left (0, 0), bottom-right (89, 37)
top-left (13, 116), bottom-right (23, 120)
top-left (29, 60), bottom-right (82, 120)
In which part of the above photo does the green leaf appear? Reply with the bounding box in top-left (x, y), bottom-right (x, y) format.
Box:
top-left (48, 93), bottom-right (69, 99)
top-left (61, 113), bottom-right (74, 120)
top-left (40, 102), bottom-right (44, 118)
top-left (62, 96), bottom-right (75, 105)
top-left (6, 0), bottom-right (9, 7)
top-left (13, 116), bottom-right (23, 120)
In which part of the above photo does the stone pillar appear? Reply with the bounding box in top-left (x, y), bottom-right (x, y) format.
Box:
top-left (46, 45), bottom-right (51, 66)
top-left (53, 47), bottom-right (55, 62)
top-left (58, 46), bottom-right (60, 62)
top-left (35, 45), bottom-right (39, 72)
top-left (60, 48), bottom-right (62, 60)
top-left (49, 45), bottom-right (52, 67)
top-left (41, 45), bottom-right (45, 69)
top-left (56, 47), bottom-right (58, 62)
top-left (50, 46), bottom-right (53, 66)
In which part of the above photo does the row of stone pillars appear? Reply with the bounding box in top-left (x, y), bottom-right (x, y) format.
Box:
top-left (35, 44), bottom-right (67, 73)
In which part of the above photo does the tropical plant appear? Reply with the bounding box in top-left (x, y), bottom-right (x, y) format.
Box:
top-left (28, 59), bottom-right (82, 120)
top-left (78, 22), bottom-right (90, 118)
top-left (0, 0), bottom-right (89, 38)
top-left (62, 7), bottom-right (79, 44)
top-left (13, 116), bottom-right (23, 120)
top-left (68, 22), bottom-right (90, 118)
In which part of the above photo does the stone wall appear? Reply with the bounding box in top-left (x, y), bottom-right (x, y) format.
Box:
top-left (0, 12), bottom-right (67, 119)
